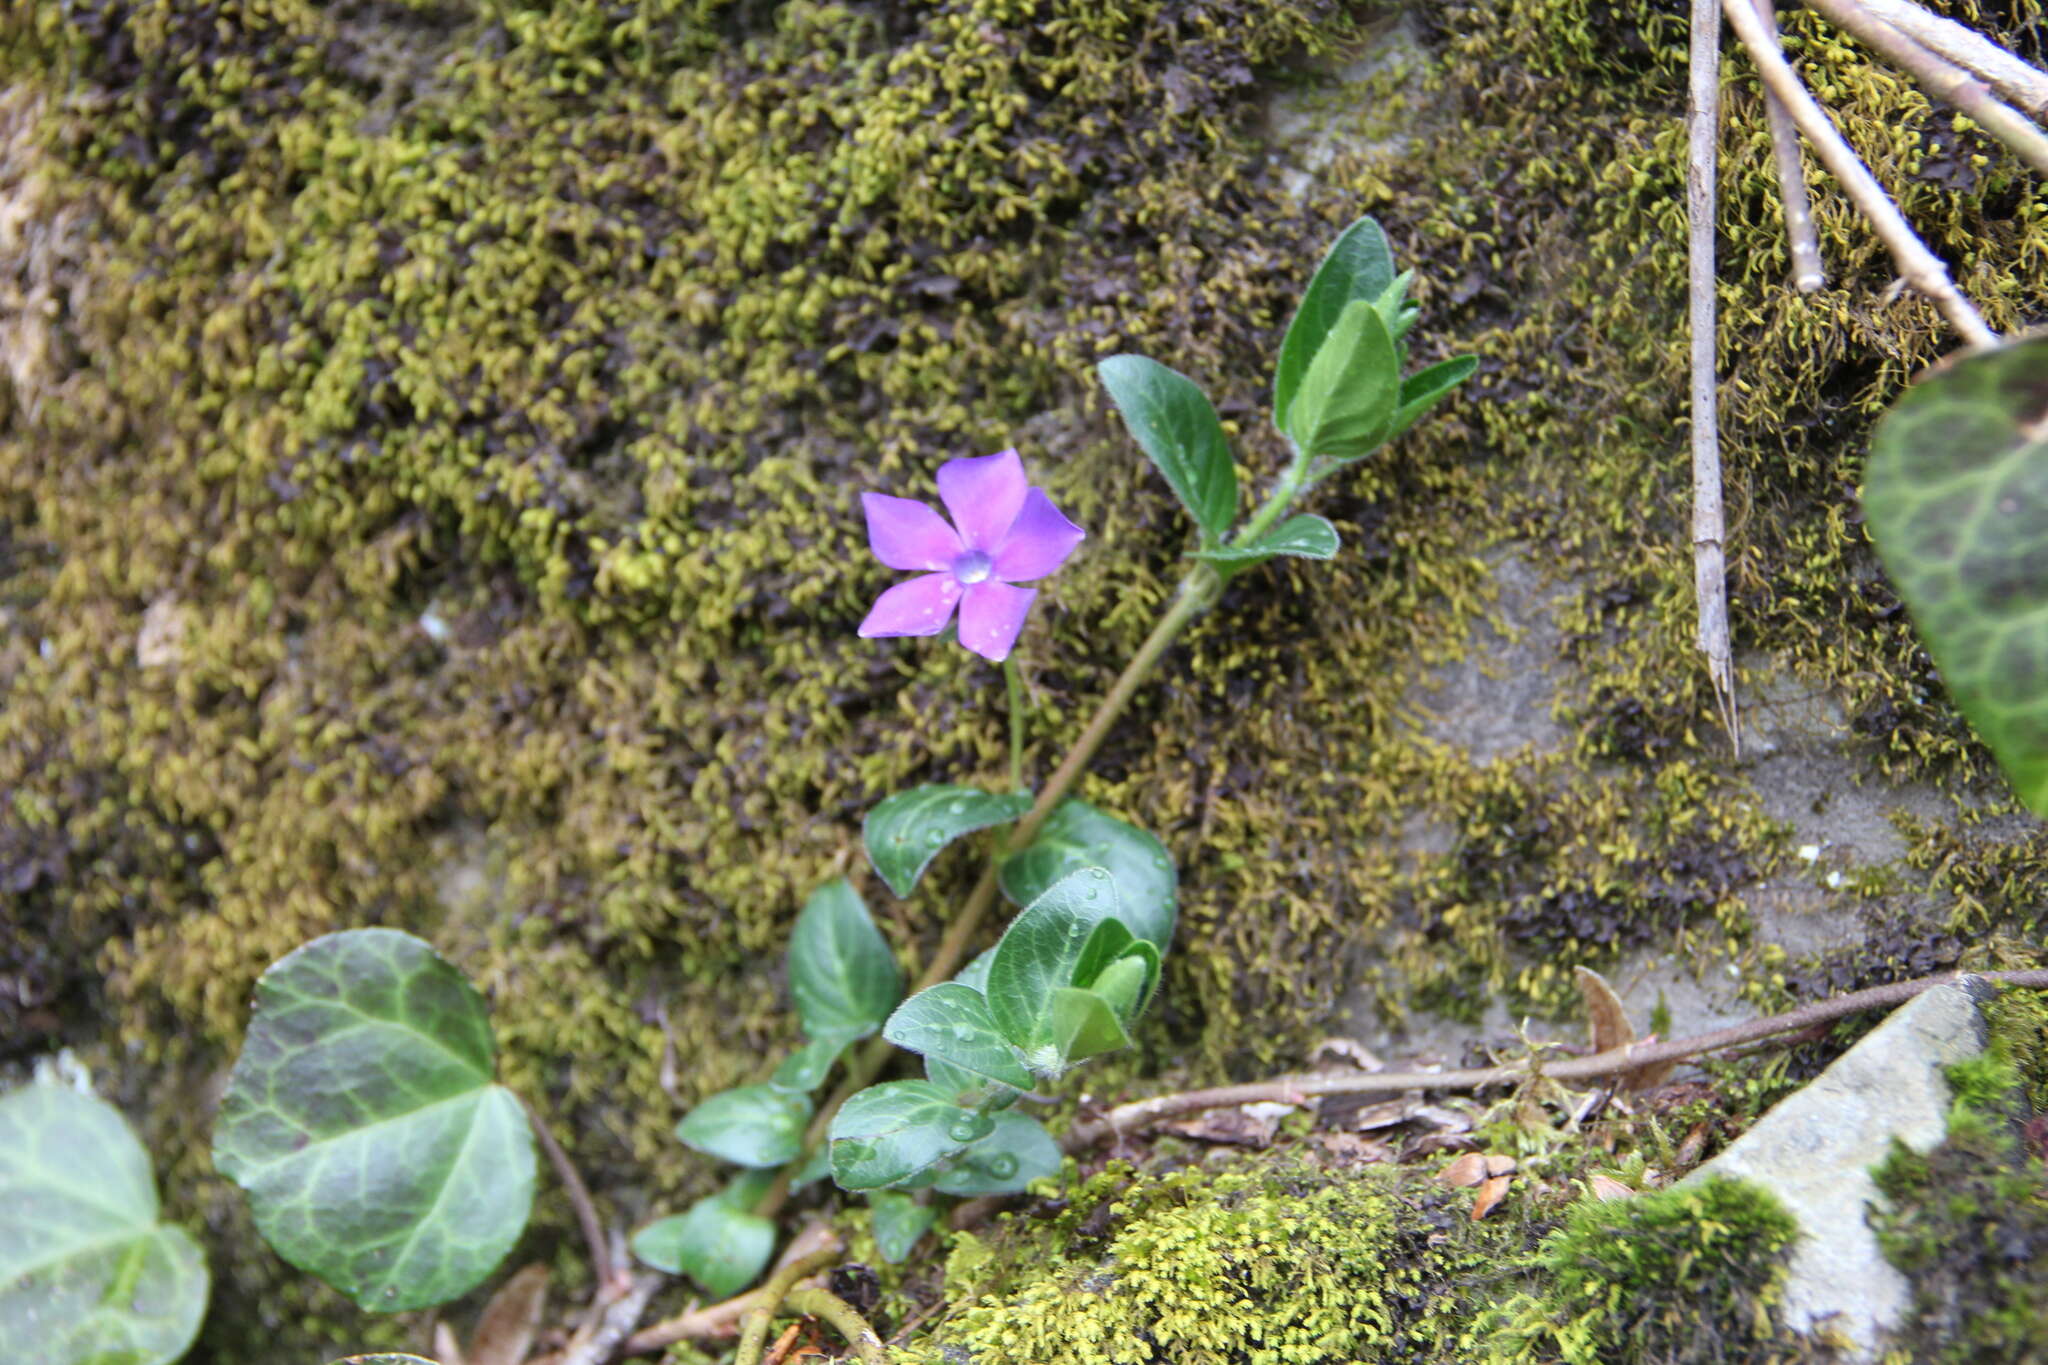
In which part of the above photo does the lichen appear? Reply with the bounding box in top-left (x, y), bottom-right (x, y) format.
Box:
top-left (3, 0), bottom-right (2048, 1355)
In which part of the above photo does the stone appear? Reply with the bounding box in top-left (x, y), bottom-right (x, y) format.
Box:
top-left (1681, 976), bottom-right (1995, 1361)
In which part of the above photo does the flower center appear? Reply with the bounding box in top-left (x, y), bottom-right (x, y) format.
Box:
top-left (952, 549), bottom-right (994, 585)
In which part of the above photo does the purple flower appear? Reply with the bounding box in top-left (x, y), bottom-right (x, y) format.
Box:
top-left (859, 449), bottom-right (1085, 663)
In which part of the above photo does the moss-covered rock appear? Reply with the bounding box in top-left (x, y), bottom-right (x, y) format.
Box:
top-left (4, 0), bottom-right (2048, 1355)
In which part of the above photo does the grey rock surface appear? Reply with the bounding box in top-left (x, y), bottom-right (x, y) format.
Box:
top-left (1682, 976), bottom-right (1995, 1361)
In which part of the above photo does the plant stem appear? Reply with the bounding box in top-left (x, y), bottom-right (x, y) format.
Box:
top-left (1003, 657), bottom-right (1026, 790)
top-left (754, 561), bottom-right (1225, 1220)
top-left (1723, 0), bottom-right (1998, 347)
top-left (783, 1287), bottom-right (890, 1364)
top-left (730, 1245), bottom-right (845, 1365)
top-left (1054, 967), bottom-right (2048, 1151)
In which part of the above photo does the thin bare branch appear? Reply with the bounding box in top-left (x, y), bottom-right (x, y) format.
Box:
top-left (523, 1100), bottom-right (624, 1305)
top-left (1802, 0), bottom-right (2048, 179)
top-left (1830, 0), bottom-right (2048, 118)
top-left (783, 1287), bottom-right (890, 1365)
top-left (1058, 968), bottom-right (2048, 1151)
top-left (1756, 0), bottom-right (1827, 290)
top-left (1691, 0), bottom-right (1740, 749)
top-left (1724, 0), bottom-right (1999, 347)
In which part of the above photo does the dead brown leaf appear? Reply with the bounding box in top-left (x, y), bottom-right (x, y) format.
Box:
top-left (1163, 1107), bottom-right (1277, 1147)
top-left (1484, 1154), bottom-right (1517, 1177)
top-left (1313, 1131), bottom-right (1393, 1165)
top-left (1588, 1173), bottom-right (1636, 1201)
top-left (1438, 1152), bottom-right (1489, 1188)
top-left (1471, 1174), bottom-right (1511, 1220)
top-left (468, 1263), bottom-right (548, 1365)
top-left (433, 1320), bottom-right (468, 1365)
top-left (1573, 966), bottom-right (1675, 1091)
top-left (1347, 1096), bottom-right (1422, 1131)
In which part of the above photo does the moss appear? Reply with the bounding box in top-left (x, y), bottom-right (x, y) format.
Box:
top-left (1480, 1176), bottom-right (1808, 1365)
top-left (1871, 993), bottom-right (2048, 1364)
top-left (3, 0), bottom-right (2048, 1355)
top-left (908, 1156), bottom-right (1525, 1365)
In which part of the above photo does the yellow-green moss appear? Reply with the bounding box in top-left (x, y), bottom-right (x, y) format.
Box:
top-left (4, 0), bottom-right (2048, 1356)
top-left (1870, 989), bottom-right (2048, 1363)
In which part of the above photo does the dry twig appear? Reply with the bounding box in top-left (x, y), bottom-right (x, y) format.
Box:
top-left (1691, 0), bottom-right (1740, 748)
top-left (1828, 0), bottom-right (2048, 117)
top-left (1802, 0), bottom-right (2048, 178)
top-left (1724, 0), bottom-right (1999, 347)
top-left (1755, 0), bottom-right (1828, 290)
top-left (1058, 968), bottom-right (2048, 1151)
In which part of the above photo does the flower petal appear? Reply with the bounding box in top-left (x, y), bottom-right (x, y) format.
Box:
top-left (863, 493), bottom-right (964, 571)
top-left (859, 573), bottom-right (963, 638)
top-left (956, 581), bottom-right (1036, 662)
top-left (992, 487), bottom-right (1085, 582)
top-left (937, 450), bottom-right (1028, 552)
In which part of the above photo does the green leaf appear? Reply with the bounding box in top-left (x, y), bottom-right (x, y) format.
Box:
top-left (771, 1036), bottom-right (848, 1094)
top-left (1384, 355), bottom-right (1477, 443)
top-left (0, 1081), bottom-right (209, 1365)
top-left (884, 984), bottom-right (1035, 1091)
top-left (932, 1112), bottom-right (1064, 1197)
top-left (1192, 514), bottom-right (1341, 567)
top-left (675, 1083), bottom-right (811, 1168)
top-left (788, 1143), bottom-right (833, 1191)
top-left (1286, 300), bottom-right (1400, 459)
top-left (1001, 800), bottom-right (1176, 952)
top-left (923, 948), bottom-right (1003, 1100)
top-left (1087, 952), bottom-right (1155, 1023)
top-left (1046, 986), bottom-right (1132, 1064)
top-left (1274, 216), bottom-right (1398, 432)
top-left (864, 785), bottom-right (1031, 898)
top-left (828, 1081), bottom-right (989, 1190)
top-left (1864, 336), bottom-right (2048, 814)
top-left (630, 1195), bottom-right (775, 1297)
top-left (788, 879), bottom-right (902, 1043)
top-left (867, 1191), bottom-right (937, 1264)
top-left (212, 928), bottom-right (535, 1313)
top-left (1097, 353), bottom-right (1238, 546)
top-left (986, 868), bottom-right (1121, 1066)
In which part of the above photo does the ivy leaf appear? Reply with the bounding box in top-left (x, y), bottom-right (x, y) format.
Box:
top-left (1046, 986), bottom-right (1132, 1064)
top-left (788, 879), bottom-right (902, 1043)
top-left (1191, 514), bottom-right (1341, 567)
top-left (0, 1081), bottom-right (210, 1365)
top-left (932, 1112), bottom-right (1064, 1196)
top-left (867, 1190), bottom-right (937, 1264)
top-left (771, 1036), bottom-right (848, 1094)
top-left (212, 928), bottom-right (536, 1313)
top-left (1864, 336), bottom-right (2048, 814)
top-left (1097, 353), bottom-right (1239, 546)
top-left (828, 1081), bottom-right (990, 1190)
top-left (1383, 355), bottom-right (1477, 443)
top-left (675, 1083), bottom-right (811, 1168)
top-left (884, 983), bottom-right (1035, 1091)
top-left (1285, 299), bottom-right (1401, 459)
top-left (864, 785), bottom-right (1031, 898)
top-left (1001, 800), bottom-right (1176, 952)
top-left (1274, 216), bottom-right (1398, 433)
top-left (985, 868), bottom-right (1121, 1064)
top-left (629, 1193), bottom-right (775, 1297)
